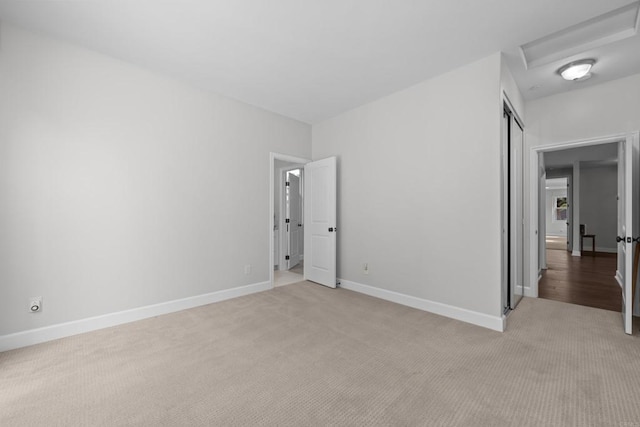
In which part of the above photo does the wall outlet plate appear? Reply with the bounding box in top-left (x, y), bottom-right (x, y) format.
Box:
top-left (29, 297), bottom-right (42, 313)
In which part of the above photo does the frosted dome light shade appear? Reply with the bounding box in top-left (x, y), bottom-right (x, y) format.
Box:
top-left (558, 60), bottom-right (595, 81)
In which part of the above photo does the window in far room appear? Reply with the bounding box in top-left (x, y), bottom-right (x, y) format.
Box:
top-left (553, 196), bottom-right (567, 221)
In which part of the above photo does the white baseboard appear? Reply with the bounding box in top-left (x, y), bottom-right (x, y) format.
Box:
top-left (595, 247), bottom-right (617, 254)
top-left (523, 286), bottom-right (537, 298)
top-left (0, 281), bottom-right (271, 353)
top-left (339, 279), bottom-right (504, 332)
top-left (615, 271), bottom-right (623, 289)
top-left (571, 247), bottom-right (616, 256)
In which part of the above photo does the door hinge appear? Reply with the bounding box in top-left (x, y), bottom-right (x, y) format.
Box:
top-left (285, 219), bottom-right (290, 223)
top-left (285, 182), bottom-right (290, 187)
top-left (285, 255), bottom-right (290, 260)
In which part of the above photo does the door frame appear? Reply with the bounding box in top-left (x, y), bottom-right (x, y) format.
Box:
top-left (527, 132), bottom-right (637, 298)
top-left (279, 166), bottom-right (303, 271)
top-left (541, 174), bottom-right (572, 270)
top-left (269, 153), bottom-right (311, 288)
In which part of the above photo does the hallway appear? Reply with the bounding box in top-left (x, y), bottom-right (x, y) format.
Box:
top-left (539, 248), bottom-right (620, 312)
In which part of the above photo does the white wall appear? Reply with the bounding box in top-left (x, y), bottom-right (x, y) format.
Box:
top-left (527, 73), bottom-right (640, 146)
top-left (312, 53), bottom-right (504, 323)
top-left (500, 54), bottom-right (525, 120)
top-left (580, 165), bottom-right (617, 251)
top-left (0, 24), bottom-right (311, 337)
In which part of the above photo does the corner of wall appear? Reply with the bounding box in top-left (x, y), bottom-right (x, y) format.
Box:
top-left (500, 54), bottom-right (525, 122)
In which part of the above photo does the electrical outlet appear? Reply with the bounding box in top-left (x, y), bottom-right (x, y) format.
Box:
top-left (29, 297), bottom-right (42, 313)
top-left (363, 263), bottom-right (369, 275)
top-left (244, 264), bottom-right (251, 275)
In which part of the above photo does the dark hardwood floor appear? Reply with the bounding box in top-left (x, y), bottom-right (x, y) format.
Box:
top-left (539, 248), bottom-right (621, 312)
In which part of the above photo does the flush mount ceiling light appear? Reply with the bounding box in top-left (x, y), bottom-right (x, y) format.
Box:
top-left (520, 3), bottom-right (639, 69)
top-left (558, 59), bottom-right (596, 81)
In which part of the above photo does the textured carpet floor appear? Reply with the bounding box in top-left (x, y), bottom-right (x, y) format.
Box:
top-left (1, 281), bottom-right (640, 426)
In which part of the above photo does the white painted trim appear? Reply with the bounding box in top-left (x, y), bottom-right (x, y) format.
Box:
top-left (0, 281), bottom-right (271, 352)
top-left (528, 132), bottom-right (637, 299)
top-left (572, 250), bottom-right (581, 257)
top-left (269, 153), bottom-right (311, 289)
top-left (615, 270), bottom-right (623, 289)
top-left (339, 279), bottom-right (504, 332)
top-left (572, 161), bottom-right (581, 254)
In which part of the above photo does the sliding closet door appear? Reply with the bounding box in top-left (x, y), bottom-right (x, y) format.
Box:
top-left (502, 103), bottom-right (525, 311)
top-left (510, 115), bottom-right (525, 308)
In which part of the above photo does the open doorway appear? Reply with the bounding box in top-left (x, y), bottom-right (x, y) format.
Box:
top-left (272, 157), bottom-right (308, 287)
top-left (275, 167), bottom-right (304, 286)
top-left (544, 177), bottom-right (569, 253)
top-left (530, 134), bottom-right (639, 331)
top-left (539, 145), bottom-right (621, 311)
top-left (269, 153), bottom-right (339, 290)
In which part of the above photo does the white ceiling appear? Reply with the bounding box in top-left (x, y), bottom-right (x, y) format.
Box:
top-left (0, 0), bottom-right (637, 123)
top-left (505, 1), bottom-right (640, 102)
top-left (545, 143), bottom-right (619, 169)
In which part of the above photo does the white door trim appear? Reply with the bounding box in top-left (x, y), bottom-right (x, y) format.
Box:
top-left (269, 153), bottom-right (311, 288)
top-left (528, 132), bottom-right (637, 298)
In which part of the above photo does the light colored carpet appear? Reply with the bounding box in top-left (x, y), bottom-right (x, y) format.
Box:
top-left (1, 282), bottom-right (640, 426)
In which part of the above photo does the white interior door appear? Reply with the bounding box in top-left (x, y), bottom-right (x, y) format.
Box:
top-left (287, 173), bottom-right (301, 269)
top-left (616, 136), bottom-right (637, 335)
top-left (304, 157), bottom-right (337, 288)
